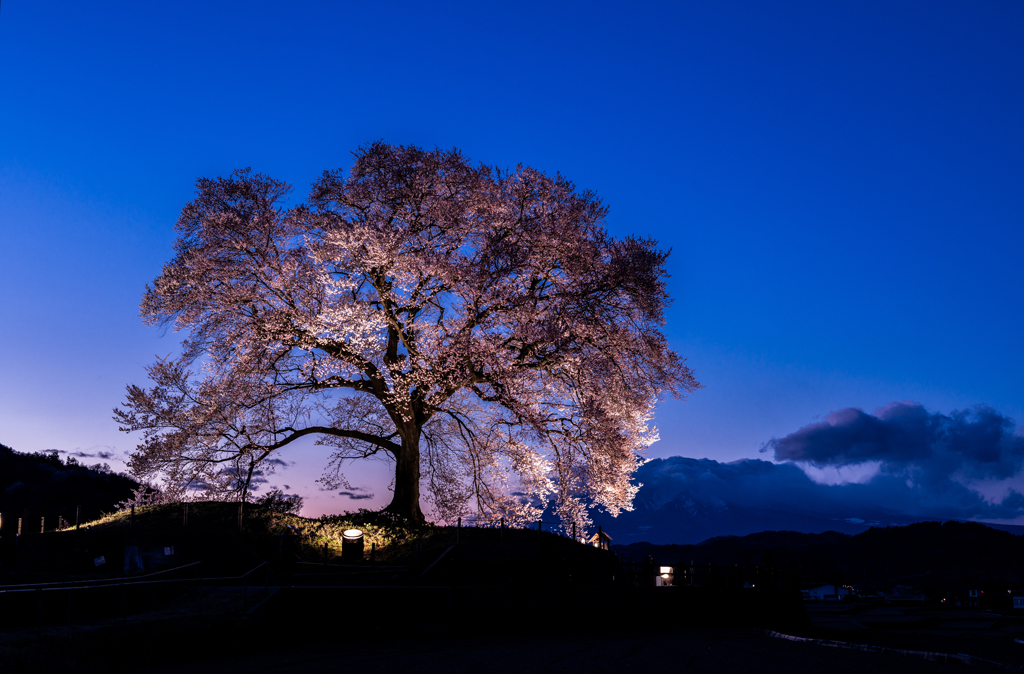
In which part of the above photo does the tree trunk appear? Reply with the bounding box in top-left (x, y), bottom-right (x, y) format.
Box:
top-left (386, 428), bottom-right (425, 524)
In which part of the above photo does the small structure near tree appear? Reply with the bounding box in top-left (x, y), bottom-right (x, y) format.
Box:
top-left (588, 528), bottom-right (612, 551)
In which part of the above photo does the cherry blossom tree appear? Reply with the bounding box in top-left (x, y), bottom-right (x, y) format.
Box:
top-left (116, 142), bottom-right (699, 527)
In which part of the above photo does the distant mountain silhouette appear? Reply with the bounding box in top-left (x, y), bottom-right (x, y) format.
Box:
top-left (595, 497), bottom-right (874, 544)
top-left (0, 442), bottom-right (141, 528)
top-left (590, 456), bottom-right (1024, 544)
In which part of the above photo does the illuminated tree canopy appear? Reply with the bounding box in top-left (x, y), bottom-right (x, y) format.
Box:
top-left (116, 142), bottom-right (699, 527)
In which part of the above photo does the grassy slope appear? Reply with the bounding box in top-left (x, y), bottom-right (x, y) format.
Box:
top-left (76, 503), bottom-right (572, 566)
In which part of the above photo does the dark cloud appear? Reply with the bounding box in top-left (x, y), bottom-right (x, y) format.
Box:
top-left (338, 491), bottom-right (374, 500)
top-left (765, 403), bottom-right (1024, 476)
top-left (265, 458), bottom-right (291, 468)
top-left (57, 449), bottom-right (120, 460)
top-left (223, 466), bottom-right (268, 485)
top-left (757, 402), bottom-right (1024, 519)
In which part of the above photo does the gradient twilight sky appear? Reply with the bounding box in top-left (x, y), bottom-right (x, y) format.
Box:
top-left (1, 2), bottom-right (1022, 517)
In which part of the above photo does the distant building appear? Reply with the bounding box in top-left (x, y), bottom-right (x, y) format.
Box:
top-left (588, 529), bottom-right (612, 551)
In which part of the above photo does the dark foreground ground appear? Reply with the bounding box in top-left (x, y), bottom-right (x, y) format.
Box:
top-left (2, 583), bottom-right (1022, 673)
top-left (2, 604), bottom-right (1020, 674)
top-left (135, 630), bottom-right (1012, 674)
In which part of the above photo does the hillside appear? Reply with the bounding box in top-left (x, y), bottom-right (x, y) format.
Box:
top-left (616, 520), bottom-right (1024, 594)
top-left (77, 501), bottom-right (460, 567)
top-left (0, 442), bottom-right (141, 528)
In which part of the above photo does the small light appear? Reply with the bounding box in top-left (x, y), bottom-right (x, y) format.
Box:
top-left (341, 528), bottom-right (365, 562)
top-left (659, 566), bottom-right (673, 574)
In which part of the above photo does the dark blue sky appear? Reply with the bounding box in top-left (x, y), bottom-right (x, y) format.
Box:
top-left (2, 1), bottom-right (1022, 517)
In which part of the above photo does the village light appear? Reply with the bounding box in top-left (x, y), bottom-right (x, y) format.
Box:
top-left (657, 565), bottom-right (674, 587)
top-left (342, 528), bottom-right (364, 562)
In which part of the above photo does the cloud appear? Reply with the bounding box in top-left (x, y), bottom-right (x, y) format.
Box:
top-left (57, 449), bottom-right (120, 460)
top-left (798, 461), bottom-right (882, 486)
top-left (222, 466), bottom-right (268, 484)
top-left (338, 491), bottom-right (374, 501)
top-left (759, 402), bottom-right (1024, 519)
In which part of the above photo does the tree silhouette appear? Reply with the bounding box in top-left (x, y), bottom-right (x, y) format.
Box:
top-left (116, 142), bottom-right (699, 526)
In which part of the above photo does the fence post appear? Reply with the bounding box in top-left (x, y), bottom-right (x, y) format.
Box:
top-left (40, 516), bottom-right (45, 534)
